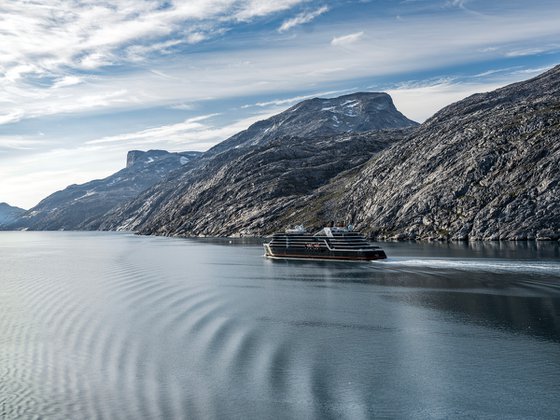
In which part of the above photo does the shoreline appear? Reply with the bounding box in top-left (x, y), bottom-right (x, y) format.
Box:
top-left (1, 229), bottom-right (559, 242)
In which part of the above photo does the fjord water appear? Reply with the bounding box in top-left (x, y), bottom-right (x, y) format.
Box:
top-left (1, 232), bottom-right (559, 419)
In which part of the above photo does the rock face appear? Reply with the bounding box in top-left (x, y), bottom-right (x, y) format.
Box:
top-left (98, 92), bottom-right (418, 235)
top-left (285, 65), bottom-right (560, 240)
top-left (99, 130), bottom-right (412, 235)
top-left (0, 203), bottom-right (26, 227)
top-left (9, 150), bottom-right (201, 230)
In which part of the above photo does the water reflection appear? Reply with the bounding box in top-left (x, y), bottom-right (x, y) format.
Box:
top-left (263, 245), bottom-right (560, 342)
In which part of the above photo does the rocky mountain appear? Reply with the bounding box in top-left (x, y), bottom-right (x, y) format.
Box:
top-left (9, 150), bottom-right (201, 230)
top-left (12, 66), bottom-right (558, 241)
top-left (98, 129), bottom-right (412, 235)
top-left (0, 202), bottom-right (26, 227)
top-left (207, 92), bottom-right (417, 155)
top-left (283, 65), bottom-right (560, 240)
top-left (96, 92), bottom-right (418, 235)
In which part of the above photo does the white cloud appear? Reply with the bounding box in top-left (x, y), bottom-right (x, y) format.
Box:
top-left (0, 0), bottom-right (307, 79)
top-left (510, 66), bottom-right (553, 75)
top-left (3, 64), bottom-right (40, 82)
top-left (2, 7), bottom-right (559, 126)
top-left (79, 52), bottom-right (114, 69)
top-left (170, 103), bottom-right (196, 111)
top-left (504, 47), bottom-right (547, 57)
top-left (84, 110), bottom-right (284, 151)
top-left (0, 0), bottom-right (315, 126)
top-left (51, 75), bottom-right (83, 89)
top-left (279, 6), bottom-right (329, 32)
top-left (149, 69), bottom-right (180, 80)
top-left (127, 39), bottom-right (185, 61)
top-left (1, 1), bottom-right (559, 126)
top-left (0, 110), bottom-right (25, 125)
top-left (235, 0), bottom-right (307, 21)
top-left (86, 114), bottom-right (222, 145)
top-left (331, 31), bottom-right (364, 46)
top-left (186, 32), bottom-right (208, 44)
top-left (388, 79), bottom-right (508, 122)
top-left (0, 135), bottom-right (45, 151)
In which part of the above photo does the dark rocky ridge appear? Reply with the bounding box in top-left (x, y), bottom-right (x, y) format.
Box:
top-left (9, 150), bottom-right (201, 230)
top-left (0, 202), bottom-right (26, 227)
top-left (98, 130), bottom-right (412, 235)
top-left (282, 65), bottom-right (560, 241)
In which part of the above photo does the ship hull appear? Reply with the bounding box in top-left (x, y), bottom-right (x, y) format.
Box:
top-left (263, 232), bottom-right (387, 262)
top-left (264, 249), bottom-right (387, 261)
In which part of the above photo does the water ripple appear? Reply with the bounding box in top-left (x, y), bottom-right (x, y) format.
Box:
top-left (1, 232), bottom-right (559, 419)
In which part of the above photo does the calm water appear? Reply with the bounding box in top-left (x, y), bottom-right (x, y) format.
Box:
top-left (1, 232), bottom-right (559, 419)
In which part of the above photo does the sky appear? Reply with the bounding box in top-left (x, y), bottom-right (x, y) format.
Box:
top-left (1, 0), bottom-right (559, 209)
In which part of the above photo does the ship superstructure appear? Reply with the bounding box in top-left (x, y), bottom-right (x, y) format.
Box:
top-left (264, 226), bottom-right (386, 261)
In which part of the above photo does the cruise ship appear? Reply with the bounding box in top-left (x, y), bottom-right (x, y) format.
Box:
top-left (263, 226), bottom-right (387, 261)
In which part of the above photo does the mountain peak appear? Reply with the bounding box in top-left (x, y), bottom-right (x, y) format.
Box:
top-left (208, 91), bottom-right (417, 155)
